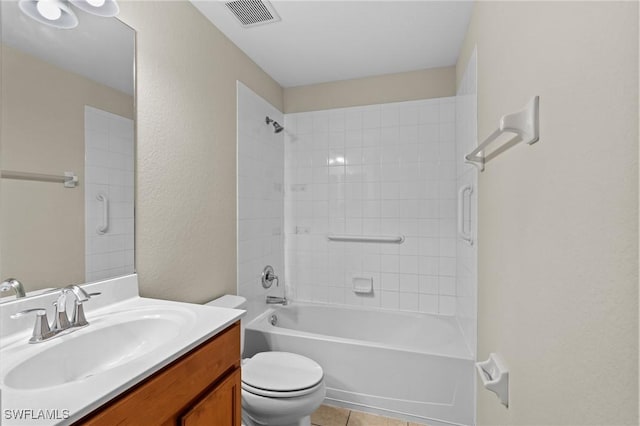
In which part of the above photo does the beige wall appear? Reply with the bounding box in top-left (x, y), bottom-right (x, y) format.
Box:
top-left (0, 44), bottom-right (133, 291)
top-left (283, 66), bottom-right (455, 113)
top-left (117, 1), bottom-right (283, 303)
top-left (457, 2), bottom-right (638, 424)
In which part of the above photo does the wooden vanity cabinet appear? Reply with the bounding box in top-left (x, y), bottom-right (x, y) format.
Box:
top-left (76, 321), bottom-right (241, 426)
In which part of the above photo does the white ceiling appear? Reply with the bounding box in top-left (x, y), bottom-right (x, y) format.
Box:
top-left (2, 0), bottom-right (134, 95)
top-left (191, 0), bottom-right (473, 88)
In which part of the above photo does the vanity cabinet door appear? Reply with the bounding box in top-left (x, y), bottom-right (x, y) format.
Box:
top-left (180, 368), bottom-right (241, 426)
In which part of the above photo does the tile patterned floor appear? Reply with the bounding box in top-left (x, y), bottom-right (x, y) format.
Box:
top-left (311, 404), bottom-right (430, 426)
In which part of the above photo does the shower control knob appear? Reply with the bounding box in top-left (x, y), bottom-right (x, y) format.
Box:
top-left (261, 265), bottom-right (279, 288)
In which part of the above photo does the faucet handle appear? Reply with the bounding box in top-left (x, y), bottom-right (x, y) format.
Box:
top-left (72, 292), bottom-right (100, 327)
top-left (11, 308), bottom-right (53, 343)
top-left (261, 266), bottom-right (279, 288)
top-left (72, 300), bottom-right (88, 327)
top-left (10, 307), bottom-right (47, 319)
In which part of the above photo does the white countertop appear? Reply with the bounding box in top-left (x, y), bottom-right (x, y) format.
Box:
top-left (0, 275), bottom-right (244, 425)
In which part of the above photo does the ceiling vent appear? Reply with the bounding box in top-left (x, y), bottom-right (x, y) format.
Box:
top-left (225, 0), bottom-right (281, 28)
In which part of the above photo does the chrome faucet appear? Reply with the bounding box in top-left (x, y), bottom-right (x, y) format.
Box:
top-left (11, 285), bottom-right (99, 343)
top-left (52, 285), bottom-right (94, 331)
top-left (1, 278), bottom-right (26, 298)
top-left (266, 295), bottom-right (288, 305)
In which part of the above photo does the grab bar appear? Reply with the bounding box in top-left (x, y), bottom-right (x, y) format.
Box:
top-left (1, 170), bottom-right (78, 188)
top-left (327, 234), bottom-right (405, 244)
top-left (457, 185), bottom-right (473, 245)
top-left (96, 194), bottom-right (109, 235)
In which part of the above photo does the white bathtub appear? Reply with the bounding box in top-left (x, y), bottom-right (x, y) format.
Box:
top-left (244, 302), bottom-right (475, 426)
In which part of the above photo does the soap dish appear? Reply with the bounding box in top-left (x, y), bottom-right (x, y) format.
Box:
top-left (352, 276), bottom-right (373, 294)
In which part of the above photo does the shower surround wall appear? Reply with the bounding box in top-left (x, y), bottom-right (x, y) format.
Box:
top-left (284, 98), bottom-right (459, 315)
top-left (84, 106), bottom-right (135, 283)
top-left (237, 82), bottom-right (285, 322)
top-left (455, 49), bottom-right (478, 355)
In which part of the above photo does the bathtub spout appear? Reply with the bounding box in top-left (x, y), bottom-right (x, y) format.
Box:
top-left (266, 296), bottom-right (288, 305)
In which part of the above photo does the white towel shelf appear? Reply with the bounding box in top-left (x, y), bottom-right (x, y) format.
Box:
top-left (465, 96), bottom-right (540, 171)
top-left (327, 234), bottom-right (405, 244)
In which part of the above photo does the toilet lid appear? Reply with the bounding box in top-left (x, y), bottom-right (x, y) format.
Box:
top-left (242, 352), bottom-right (323, 392)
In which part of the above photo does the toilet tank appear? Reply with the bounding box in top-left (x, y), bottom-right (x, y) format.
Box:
top-left (206, 295), bottom-right (247, 310)
top-left (205, 295), bottom-right (247, 354)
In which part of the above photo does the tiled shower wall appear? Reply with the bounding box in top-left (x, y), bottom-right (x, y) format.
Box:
top-left (283, 98), bottom-right (458, 315)
top-left (456, 49), bottom-right (478, 355)
top-left (84, 106), bottom-right (135, 282)
top-left (237, 82), bottom-right (285, 322)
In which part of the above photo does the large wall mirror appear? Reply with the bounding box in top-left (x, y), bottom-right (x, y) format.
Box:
top-left (0, 0), bottom-right (135, 300)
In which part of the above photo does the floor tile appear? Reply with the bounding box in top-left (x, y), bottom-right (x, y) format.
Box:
top-left (311, 404), bottom-right (431, 426)
top-left (346, 410), bottom-right (406, 426)
top-left (311, 404), bottom-right (350, 426)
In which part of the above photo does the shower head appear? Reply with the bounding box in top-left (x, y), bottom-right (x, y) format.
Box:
top-left (265, 116), bottom-right (284, 134)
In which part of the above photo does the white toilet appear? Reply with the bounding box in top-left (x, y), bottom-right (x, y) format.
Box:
top-left (206, 295), bottom-right (326, 426)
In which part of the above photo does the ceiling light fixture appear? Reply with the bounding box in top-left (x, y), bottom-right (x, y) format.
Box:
top-left (69, 0), bottom-right (119, 18)
top-left (18, 0), bottom-right (119, 30)
top-left (19, 0), bottom-right (79, 29)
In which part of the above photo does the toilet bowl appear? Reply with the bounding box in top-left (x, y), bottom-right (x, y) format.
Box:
top-left (242, 351), bottom-right (325, 426)
top-left (206, 296), bottom-right (326, 426)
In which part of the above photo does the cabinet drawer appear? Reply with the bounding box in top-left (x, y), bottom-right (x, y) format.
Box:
top-left (77, 321), bottom-right (240, 425)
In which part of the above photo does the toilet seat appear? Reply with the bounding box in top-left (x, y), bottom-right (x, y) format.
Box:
top-left (242, 378), bottom-right (324, 398)
top-left (242, 351), bottom-right (323, 398)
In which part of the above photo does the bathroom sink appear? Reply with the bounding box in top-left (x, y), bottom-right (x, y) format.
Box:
top-left (0, 275), bottom-right (245, 425)
top-left (3, 306), bottom-right (195, 390)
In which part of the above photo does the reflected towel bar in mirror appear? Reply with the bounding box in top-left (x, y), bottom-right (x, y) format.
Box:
top-left (0, 170), bottom-right (78, 188)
